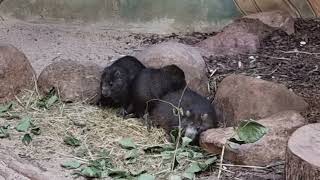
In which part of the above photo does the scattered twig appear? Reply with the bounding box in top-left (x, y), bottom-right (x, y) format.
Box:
top-left (253, 54), bottom-right (291, 61)
top-left (171, 85), bottom-right (188, 171)
top-left (217, 163), bottom-right (267, 169)
top-left (278, 50), bottom-right (320, 55)
top-left (84, 136), bottom-right (94, 161)
top-left (55, 152), bottom-right (89, 163)
top-left (308, 65), bottom-right (318, 75)
top-left (217, 145), bottom-right (226, 179)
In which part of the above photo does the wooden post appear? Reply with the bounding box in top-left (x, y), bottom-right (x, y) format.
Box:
top-left (285, 123), bottom-right (320, 180)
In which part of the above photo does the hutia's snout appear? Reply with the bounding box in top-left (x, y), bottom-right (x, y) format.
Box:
top-left (101, 87), bottom-right (111, 97)
top-left (184, 125), bottom-right (198, 141)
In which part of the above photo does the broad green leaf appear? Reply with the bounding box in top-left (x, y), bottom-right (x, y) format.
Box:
top-left (182, 137), bottom-right (192, 148)
top-left (118, 138), bottom-right (136, 149)
top-left (0, 103), bottom-right (13, 114)
top-left (61, 160), bottom-right (82, 169)
top-left (169, 175), bottom-right (182, 180)
top-left (64, 136), bottom-right (81, 147)
top-left (161, 151), bottom-right (174, 160)
top-left (130, 169), bottom-right (147, 176)
top-left (191, 152), bottom-right (204, 159)
top-left (31, 127), bottom-right (41, 135)
top-left (89, 158), bottom-right (113, 170)
top-left (198, 157), bottom-right (217, 170)
top-left (37, 87), bottom-right (58, 109)
top-left (143, 144), bottom-right (175, 154)
top-left (182, 172), bottom-right (194, 180)
top-left (125, 149), bottom-right (138, 160)
top-left (185, 162), bottom-right (201, 173)
top-left (138, 173), bottom-right (155, 180)
top-left (45, 95), bottom-right (58, 108)
top-left (81, 166), bottom-right (101, 178)
top-left (205, 157), bottom-right (217, 166)
top-left (16, 117), bottom-right (32, 132)
top-left (0, 125), bottom-right (9, 138)
top-left (22, 133), bottom-right (32, 145)
top-left (237, 120), bottom-right (268, 144)
top-left (170, 128), bottom-right (180, 143)
top-left (107, 168), bottom-right (129, 178)
top-left (176, 151), bottom-right (190, 162)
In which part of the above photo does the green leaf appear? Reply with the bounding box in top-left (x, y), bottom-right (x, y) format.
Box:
top-left (170, 128), bottom-right (180, 143)
top-left (182, 137), bottom-right (192, 148)
top-left (64, 135), bottom-right (81, 147)
top-left (0, 125), bottom-right (10, 138)
top-left (176, 151), bottom-right (190, 162)
top-left (31, 127), bottom-right (41, 135)
top-left (45, 95), bottom-right (58, 108)
top-left (191, 152), bottom-right (204, 159)
top-left (205, 157), bottom-right (217, 166)
top-left (107, 169), bottom-right (129, 178)
top-left (182, 172), bottom-right (194, 180)
top-left (0, 103), bottom-right (13, 114)
top-left (130, 169), bottom-right (147, 176)
top-left (143, 144), bottom-right (175, 154)
top-left (198, 157), bottom-right (217, 170)
top-left (16, 117), bottom-right (32, 132)
top-left (61, 160), bottom-right (82, 169)
top-left (125, 149), bottom-right (138, 160)
top-left (236, 120), bottom-right (268, 144)
top-left (161, 151), bottom-right (174, 160)
top-left (22, 133), bottom-right (32, 145)
top-left (138, 173), bottom-right (155, 180)
top-left (118, 138), bottom-right (136, 150)
top-left (169, 175), bottom-right (182, 180)
top-left (80, 166), bottom-right (101, 178)
top-left (185, 162), bottom-right (202, 173)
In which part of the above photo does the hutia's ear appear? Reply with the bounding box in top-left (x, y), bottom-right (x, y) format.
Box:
top-left (114, 70), bottom-right (121, 77)
top-left (185, 110), bottom-right (191, 117)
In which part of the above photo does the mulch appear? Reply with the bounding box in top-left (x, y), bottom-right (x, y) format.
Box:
top-left (136, 18), bottom-right (320, 180)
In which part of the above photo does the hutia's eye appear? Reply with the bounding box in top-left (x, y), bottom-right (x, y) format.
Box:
top-left (109, 82), bottom-right (113, 86)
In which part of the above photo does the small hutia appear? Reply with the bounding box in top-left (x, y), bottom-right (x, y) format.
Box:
top-left (150, 88), bottom-right (219, 145)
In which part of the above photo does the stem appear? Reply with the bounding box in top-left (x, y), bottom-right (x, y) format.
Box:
top-left (171, 86), bottom-right (188, 171)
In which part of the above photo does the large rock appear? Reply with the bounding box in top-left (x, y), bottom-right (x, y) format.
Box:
top-left (0, 44), bottom-right (35, 103)
top-left (37, 60), bottom-right (103, 104)
top-left (244, 11), bottom-right (295, 35)
top-left (214, 74), bottom-right (308, 126)
top-left (136, 41), bottom-right (209, 96)
top-left (200, 111), bottom-right (306, 166)
top-left (196, 18), bottom-right (275, 56)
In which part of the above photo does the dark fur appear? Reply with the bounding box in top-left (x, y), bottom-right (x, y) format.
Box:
top-left (129, 65), bottom-right (186, 117)
top-left (99, 56), bottom-right (145, 113)
top-left (150, 88), bottom-right (219, 144)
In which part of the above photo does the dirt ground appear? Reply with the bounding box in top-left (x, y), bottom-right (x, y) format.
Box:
top-left (0, 17), bottom-right (319, 180)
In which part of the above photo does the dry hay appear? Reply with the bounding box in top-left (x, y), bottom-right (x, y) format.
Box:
top-left (1, 89), bottom-right (189, 178)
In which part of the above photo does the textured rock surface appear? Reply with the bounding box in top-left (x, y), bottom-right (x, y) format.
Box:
top-left (37, 60), bottom-right (103, 104)
top-left (0, 44), bottom-right (35, 103)
top-left (214, 74), bottom-right (308, 126)
top-left (196, 18), bottom-right (275, 56)
top-left (200, 111), bottom-right (306, 166)
top-left (136, 41), bottom-right (209, 96)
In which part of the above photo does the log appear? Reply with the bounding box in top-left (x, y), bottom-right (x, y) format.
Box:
top-left (0, 148), bottom-right (67, 180)
top-left (285, 123), bottom-right (320, 180)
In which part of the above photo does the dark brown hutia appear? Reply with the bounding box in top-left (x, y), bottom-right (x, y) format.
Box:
top-left (129, 64), bottom-right (186, 117)
top-left (150, 88), bottom-right (219, 144)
